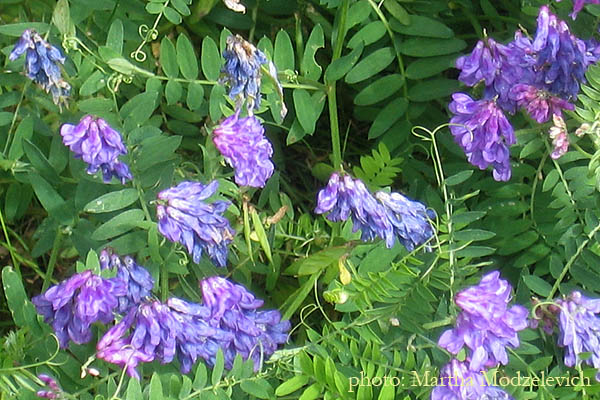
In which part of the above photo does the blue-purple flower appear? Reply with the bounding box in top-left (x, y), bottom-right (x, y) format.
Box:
top-left (449, 93), bottom-right (515, 181)
top-left (430, 359), bottom-right (514, 400)
top-left (60, 115), bottom-right (132, 184)
top-left (510, 84), bottom-right (574, 123)
top-left (9, 29), bottom-right (70, 108)
top-left (456, 37), bottom-right (512, 88)
top-left (556, 291), bottom-right (600, 380)
top-left (99, 248), bottom-right (154, 313)
top-left (156, 181), bottom-right (235, 267)
top-left (315, 172), bottom-right (393, 245)
top-left (438, 272), bottom-right (528, 372)
top-left (213, 112), bottom-right (274, 188)
top-left (32, 270), bottom-right (126, 348)
top-left (221, 35), bottom-right (268, 112)
top-left (549, 114), bottom-right (570, 159)
top-left (375, 191), bottom-right (435, 251)
top-left (36, 374), bottom-right (63, 399)
top-left (200, 276), bottom-right (290, 370)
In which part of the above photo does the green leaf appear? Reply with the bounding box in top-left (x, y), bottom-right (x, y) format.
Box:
top-left (126, 377), bottom-right (143, 400)
top-left (451, 211), bottom-right (486, 227)
top-left (92, 209), bottom-right (146, 240)
top-left (166, 80), bottom-right (183, 105)
top-left (251, 209), bottom-right (273, 263)
top-left (345, 47), bottom-right (395, 84)
top-left (542, 169), bottom-right (559, 192)
top-left (275, 375), bottom-right (310, 396)
top-left (390, 15), bottom-right (454, 38)
top-left (301, 24), bottom-right (325, 80)
top-left (121, 91), bottom-right (159, 129)
top-left (171, 0), bottom-right (191, 16)
top-left (378, 384), bottom-right (395, 400)
top-left (149, 373), bottom-right (164, 400)
top-left (400, 38), bottom-right (466, 57)
top-left (347, 21), bottom-right (386, 49)
top-left (106, 19), bottom-right (124, 54)
top-left (8, 116), bottom-right (33, 160)
top-left (240, 379), bottom-right (273, 399)
top-left (80, 71), bottom-right (106, 96)
top-left (0, 23), bottom-right (50, 36)
top-left (445, 170), bottom-right (473, 186)
top-left (354, 74), bottom-right (404, 106)
top-left (28, 172), bottom-right (66, 215)
top-left (522, 275), bottom-right (552, 297)
top-left (408, 78), bottom-right (460, 102)
top-left (212, 350), bottom-right (225, 386)
top-left (520, 138), bottom-right (544, 159)
top-left (406, 55), bottom-right (457, 80)
top-left (23, 139), bottom-right (60, 184)
top-left (368, 97), bottom-right (408, 139)
top-left (293, 89), bottom-right (326, 135)
top-left (187, 82), bottom-right (204, 110)
top-left (209, 85), bottom-right (226, 121)
top-left (285, 245), bottom-right (349, 276)
top-left (161, 37), bottom-right (179, 78)
top-left (274, 30), bottom-right (295, 71)
top-left (325, 43), bottom-right (364, 82)
top-left (384, 0), bottom-right (410, 25)
top-left (453, 229), bottom-right (496, 241)
top-left (78, 98), bottom-right (113, 114)
top-left (177, 34), bottom-right (198, 80)
top-left (2, 266), bottom-right (41, 333)
top-left (202, 37), bottom-right (221, 81)
top-left (84, 189), bottom-right (139, 213)
top-left (135, 135), bottom-right (182, 171)
top-left (52, 0), bottom-right (74, 37)
top-left (281, 272), bottom-right (321, 321)
top-left (299, 383), bottom-right (322, 400)
top-left (164, 6), bottom-right (183, 24)
top-left (529, 356), bottom-right (554, 371)
top-left (455, 246), bottom-right (496, 257)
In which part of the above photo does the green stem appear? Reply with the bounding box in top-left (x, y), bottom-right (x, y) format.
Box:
top-left (161, 259), bottom-right (169, 302)
top-left (0, 207), bottom-right (19, 274)
top-left (2, 82), bottom-right (29, 156)
top-left (42, 229), bottom-right (63, 292)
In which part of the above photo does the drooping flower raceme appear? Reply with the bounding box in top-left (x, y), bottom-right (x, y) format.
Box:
top-left (156, 180), bottom-right (235, 267)
top-left (213, 112), bottom-right (274, 188)
top-left (36, 374), bottom-right (63, 399)
top-left (32, 270), bottom-right (126, 348)
top-left (200, 276), bottom-right (291, 370)
top-left (510, 84), bottom-right (574, 123)
top-left (438, 271), bottom-right (528, 372)
top-left (556, 291), bottom-right (600, 380)
top-left (430, 359), bottom-right (514, 400)
top-left (60, 115), bottom-right (132, 184)
top-left (549, 114), bottom-right (570, 159)
top-left (9, 29), bottom-right (71, 107)
top-left (375, 191), bottom-right (436, 251)
top-left (315, 173), bottom-right (392, 245)
top-left (449, 93), bottom-right (515, 181)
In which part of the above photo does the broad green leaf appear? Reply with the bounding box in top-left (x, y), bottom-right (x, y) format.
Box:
top-left (520, 138), bottom-right (544, 159)
top-left (384, 0), bottom-right (410, 25)
top-left (281, 272), bottom-right (321, 321)
top-left (445, 170), bottom-right (473, 186)
top-left (528, 356), bottom-right (554, 371)
top-left (285, 245), bottom-right (350, 276)
top-left (212, 350), bottom-right (225, 386)
top-left (92, 209), bottom-right (146, 240)
top-left (135, 135), bottom-right (182, 171)
top-left (251, 209), bottom-right (273, 263)
top-left (187, 82), bottom-right (204, 110)
top-left (378, 383), bottom-right (395, 400)
top-left (166, 80), bottom-right (183, 105)
top-left (107, 57), bottom-right (154, 77)
top-left (408, 78), bottom-right (460, 102)
top-left (406, 55), bottom-right (457, 80)
top-left (274, 30), bottom-right (295, 71)
top-left (80, 71), bottom-right (106, 96)
top-left (121, 91), bottom-right (159, 129)
top-left (240, 379), bottom-right (273, 399)
top-left (455, 246), bottom-right (496, 257)
top-left (126, 378), bottom-right (143, 400)
top-left (451, 211), bottom-right (486, 227)
top-left (275, 375), bottom-right (310, 396)
top-left (78, 98), bottom-right (113, 114)
top-left (390, 15), bottom-right (454, 38)
top-left (23, 139), bottom-right (60, 184)
top-left (354, 74), bottom-right (404, 106)
top-left (163, 6), bottom-right (182, 24)
top-left (106, 19), bottom-right (123, 54)
top-left (209, 85), bottom-right (226, 121)
top-left (171, 0), bottom-right (191, 16)
top-left (0, 23), bottom-right (50, 36)
top-left (453, 229), bottom-right (496, 241)
top-left (400, 38), bottom-right (466, 57)
top-left (346, 1), bottom-right (372, 29)
top-left (177, 34), bottom-right (198, 80)
top-left (161, 37), bottom-right (179, 78)
top-left (345, 47), bottom-right (395, 84)
top-left (8, 116), bottom-right (33, 160)
top-left (28, 172), bottom-right (65, 215)
top-left (149, 373), bottom-right (163, 400)
top-left (347, 21), bottom-right (386, 49)
top-left (301, 24), bottom-right (324, 80)
top-left (368, 98), bottom-right (408, 139)
top-left (2, 266), bottom-right (41, 333)
top-left (292, 90), bottom-right (326, 135)
top-left (522, 275), bottom-right (553, 297)
top-left (202, 37), bottom-right (221, 81)
top-left (325, 43), bottom-right (364, 82)
top-left (84, 189), bottom-right (139, 213)
top-left (52, 0), bottom-right (75, 37)
top-left (299, 382), bottom-right (322, 400)
top-left (193, 363), bottom-right (207, 390)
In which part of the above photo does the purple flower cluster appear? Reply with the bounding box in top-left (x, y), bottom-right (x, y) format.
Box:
top-left (156, 180), bottom-right (235, 267)
top-left (451, 5), bottom-right (600, 179)
top-left (555, 291), bottom-right (600, 380)
top-left (213, 112), bottom-right (274, 188)
top-left (96, 276), bottom-right (289, 378)
top-left (430, 359), bottom-right (514, 400)
top-left (438, 272), bottom-right (528, 371)
top-left (221, 35), bottom-right (268, 112)
top-left (36, 374), bottom-right (63, 399)
top-left (60, 115), bottom-right (132, 184)
top-left (9, 29), bottom-right (71, 108)
top-left (315, 172), bottom-right (435, 251)
top-left (32, 270), bottom-right (126, 348)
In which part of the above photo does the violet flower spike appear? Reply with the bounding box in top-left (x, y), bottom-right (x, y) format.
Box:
top-left (549, 114), bottom-right (570, 159)
top-left (510, 84), bottom-right (574, 123)
top-left (437, 271), bottom-right (528, 372)
top-left (156, 181), bottom-right (235, 267)
top-left (36, 374), bottom-right (63, 399)
top-left (449, 93), bottom-right (515, 181)
top-left (9, 29), bottom-right (70, 108)
top-left (60, 115), bottom-right (132, 184)
top-left (213, 112), bottom-right (275, 188)
top-left (32, 270), bottom-right (126, 348)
